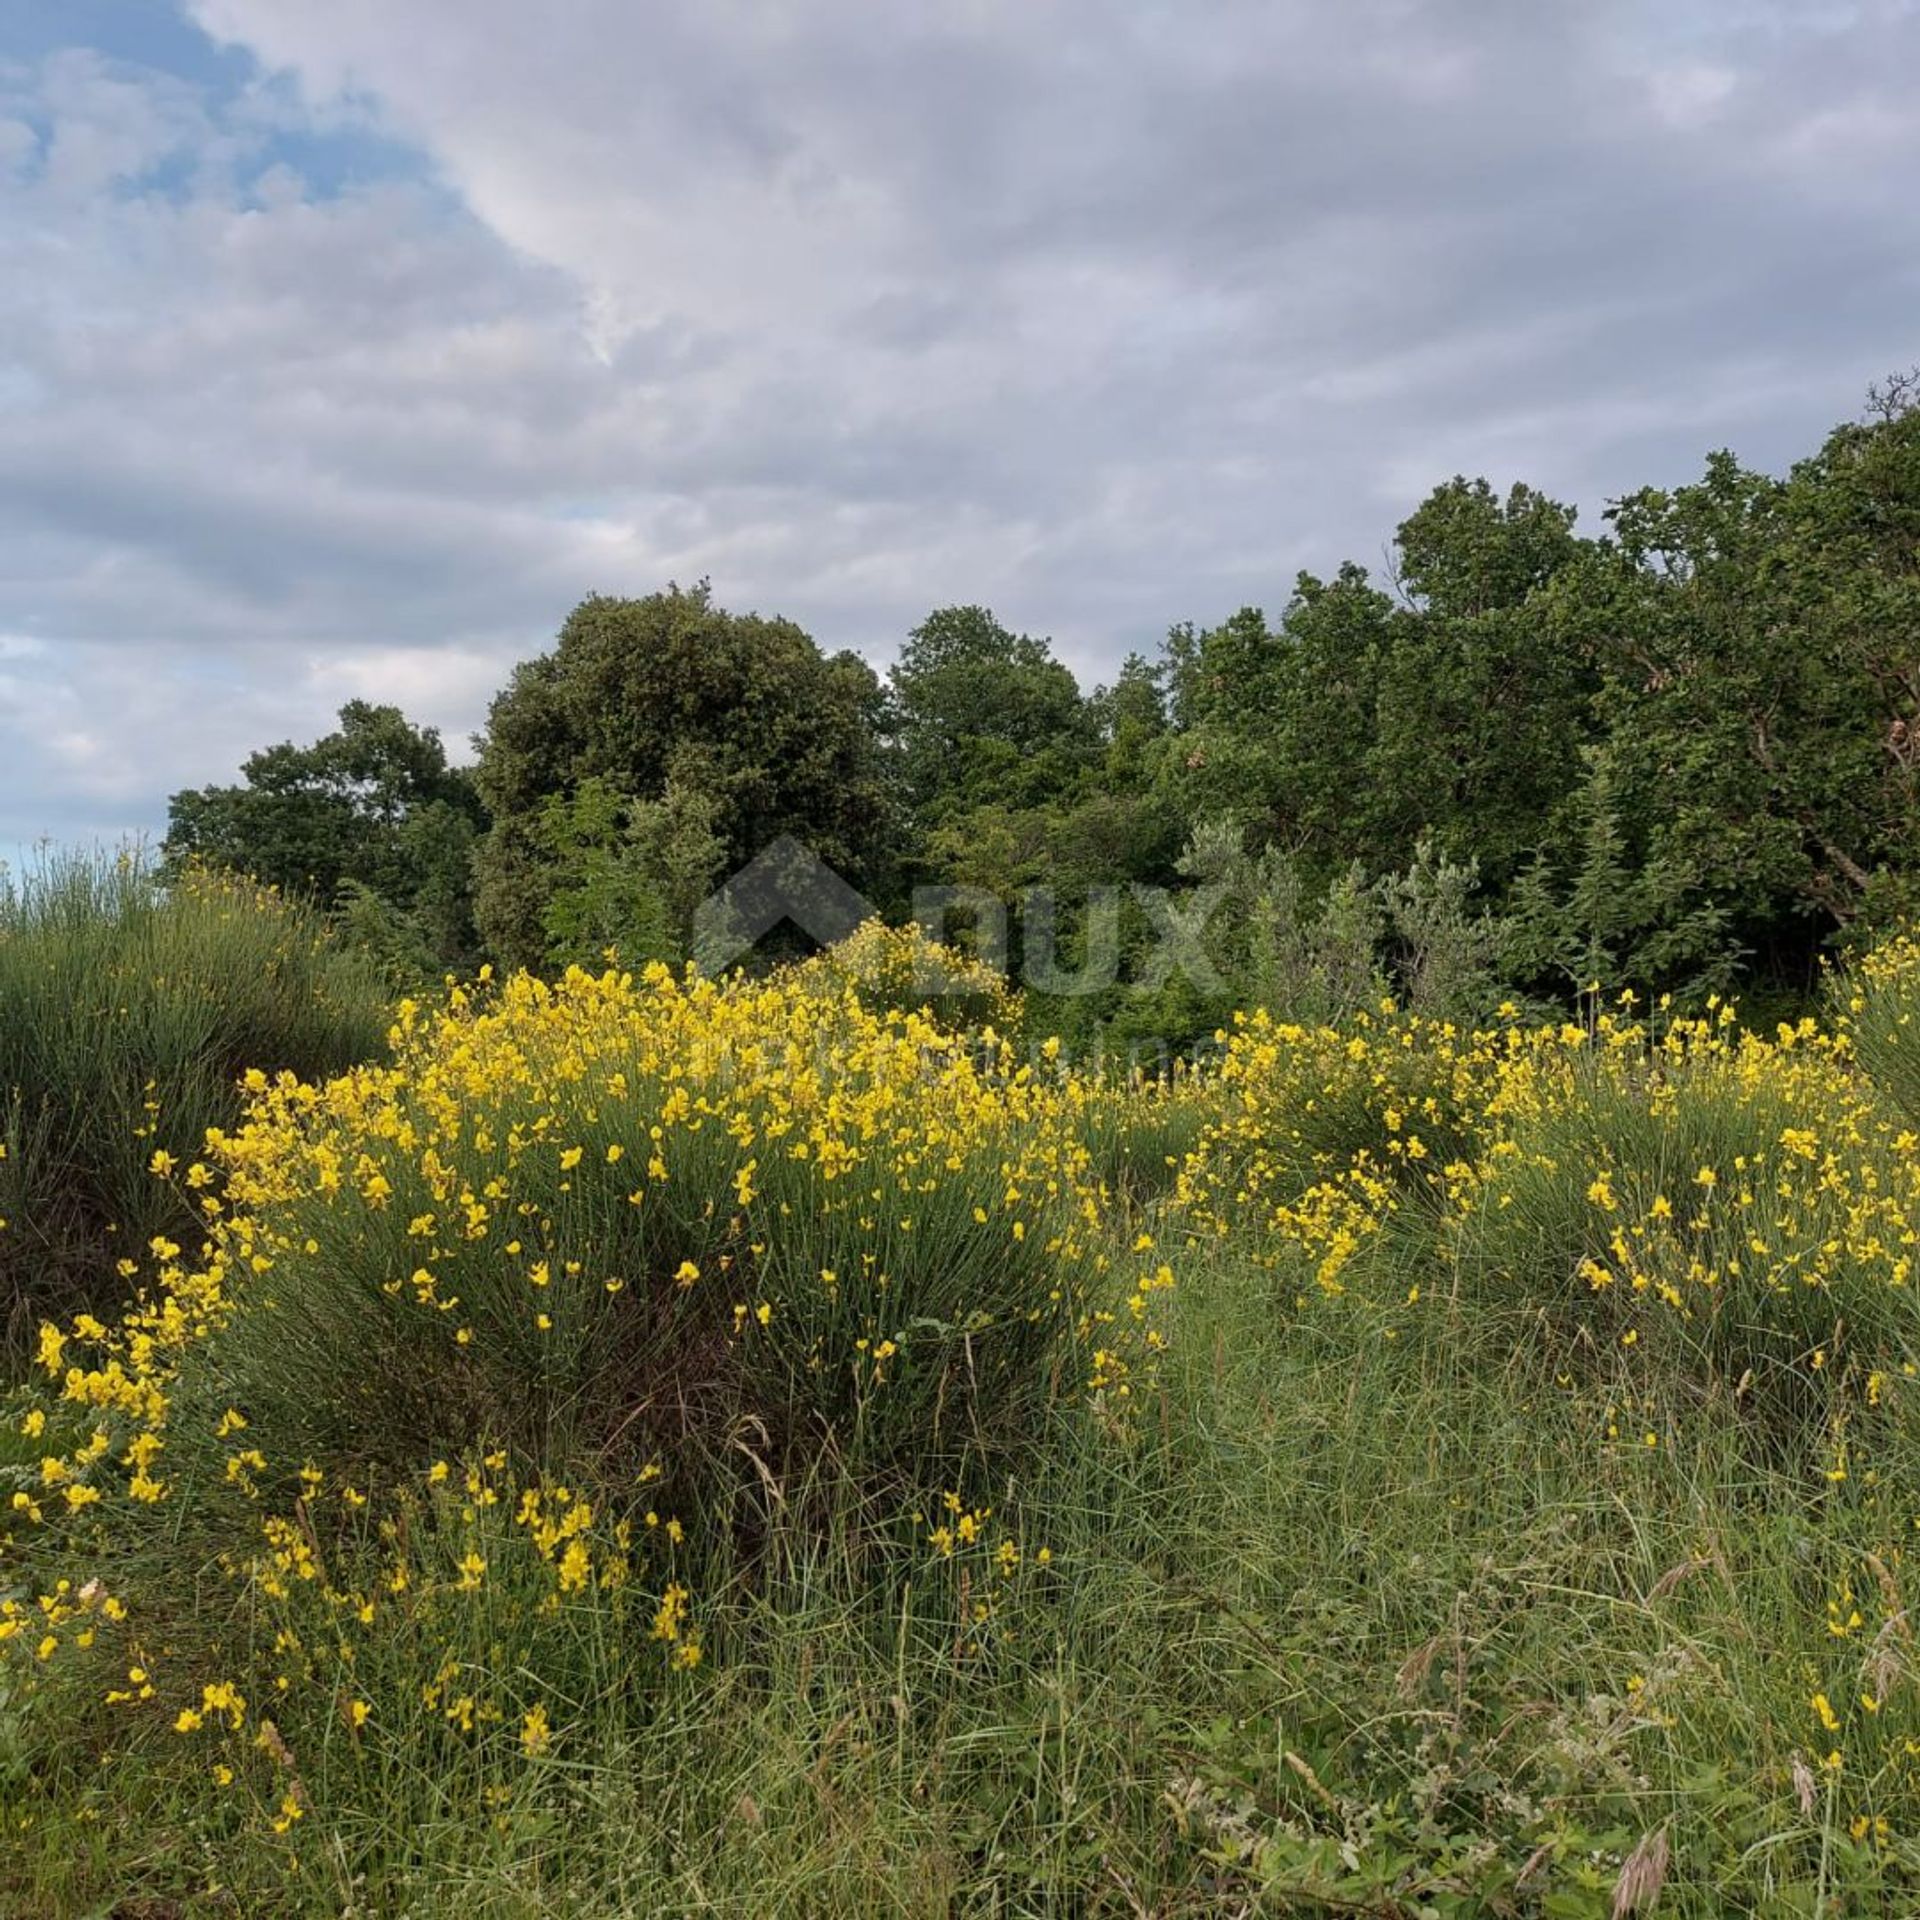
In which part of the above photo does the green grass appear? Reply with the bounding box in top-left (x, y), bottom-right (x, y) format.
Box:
top-left (0, 849), bottom-right (389, 1362)
top-left (8, 934), bottom-right (1920, 1913)
top-left (10, 1225), bottom-right (1920, 1914)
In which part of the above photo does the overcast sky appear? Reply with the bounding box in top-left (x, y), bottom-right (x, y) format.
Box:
top-left (1, 0), bottom-right (1915, 854)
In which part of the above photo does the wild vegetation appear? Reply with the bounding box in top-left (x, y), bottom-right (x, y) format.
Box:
top-left (2, 378), bottom-right (1917, 1912)
top-left (0, 855), bottom-right (389, 1363)
top-left (160, 378), bottom-right (1920, 1029)
top-left (5, 888), bottom-right (1920, 1912)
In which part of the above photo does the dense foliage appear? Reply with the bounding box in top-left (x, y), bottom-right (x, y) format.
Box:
top-left (165, 701), bottom-right (487, 979)
top-left (469, 584), bottom-right (895, 974)
top-left (0, 853), bottom-right (389, 1359)
top-left (8, 927), bottom-right (1920, 1911)
top-left (162, 383), bottom-right (1920, 1031)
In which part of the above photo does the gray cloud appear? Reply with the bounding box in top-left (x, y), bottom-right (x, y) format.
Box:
top-left (1, 2), bottom-right (1916, 846)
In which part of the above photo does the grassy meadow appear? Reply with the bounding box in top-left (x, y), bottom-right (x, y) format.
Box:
top-left (9, 863), bottom-right (1920, 1914)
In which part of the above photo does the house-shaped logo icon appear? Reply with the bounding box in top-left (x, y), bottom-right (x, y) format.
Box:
top-left (693, 836), bottom-right (877, 972)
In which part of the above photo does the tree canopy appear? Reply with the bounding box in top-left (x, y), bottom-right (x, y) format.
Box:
top-left (169, 379), bottom-right (1920, 1021)
top-left (164, 700), bottom-right (485, 973)
top-left (471, 583), bottom-right (893, 970)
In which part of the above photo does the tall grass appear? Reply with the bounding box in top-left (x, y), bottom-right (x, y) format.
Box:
top-left (9, 928), bottom-right (1920, 1912)
top-left (14, 1236), bottom-right (1920, 1914)
top-left (1838, 928), bottom-right (1920, 1127)
top-left (0, 849), bottom-right (389, 1359)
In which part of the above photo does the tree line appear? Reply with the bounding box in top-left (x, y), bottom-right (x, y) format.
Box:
top-left (164, 376), bottom-right (1920, 1042)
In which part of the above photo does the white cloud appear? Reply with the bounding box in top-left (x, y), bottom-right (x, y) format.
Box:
top-left (1646, 61), bottom-right (1740, 126)
top-left (0, 1), bottom-right (1917, 844)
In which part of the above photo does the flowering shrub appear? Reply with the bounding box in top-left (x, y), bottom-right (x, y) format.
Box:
top-left (20, 930), bottom-right (1144, 1512)
top-left (1839, 928), bottom-right (1920, 1127)
top-left (1172, 999), bottom-right (1503, 1272)
top-left (1452, 1007), bottom-right (1913, 1382)
top-left (795, 917), bottom-right (1022, 1037)
top-left (0, 852), bottom-right (387, 1354)
top-left (1173, 992), bottom-right (1920, 1429)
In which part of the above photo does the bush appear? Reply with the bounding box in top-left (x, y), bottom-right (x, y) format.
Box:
top-left (27, 929), bottom-right (1128, 1537)
top-left (1174, 987), bottom-right (1920, 1447)
top-left (1451, 1007), bottom-right (1914, 1408)
top-left (1076, 1071), bottom-right (1211, 1210)
top-left (0, 850), bottom-right (389, 1360)
top-left (1838, 928), bottom-right (1920, 1128)
top-left (794, 917), bottom-right (1022, 1039)
top-left (1174, 1000), bottom-right (1499, 1266)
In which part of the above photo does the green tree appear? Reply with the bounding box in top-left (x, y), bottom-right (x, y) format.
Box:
top-left (1161, 481), bottom-right (1593, 929)
top-left (1073, 653), bottom-right (1187, 889)
top-left (164, 700), bottom-right (486, 972)
top-left (1504, 744), bottom-right (1740, 998)
top-left (1093, 651), bottom-right (1170, 763)
top-left (472, 584), bottom-right (892, 970)
top-left (1542, 385), bottom-right (1920, 991)
top-left (530, 775), bottom-right (726, 972)
top-left (1372, 480), bottom-right (1593, 888)
top-left (1169, 575), bottom-right (1581, 893)
top-left (889, 606), bottom-right (1098, 827)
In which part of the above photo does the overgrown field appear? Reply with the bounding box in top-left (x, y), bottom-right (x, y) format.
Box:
top-left (0, 854), bottom-right (389, 1363)
top-left (9, 902), bottom-right (1920, 1915)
